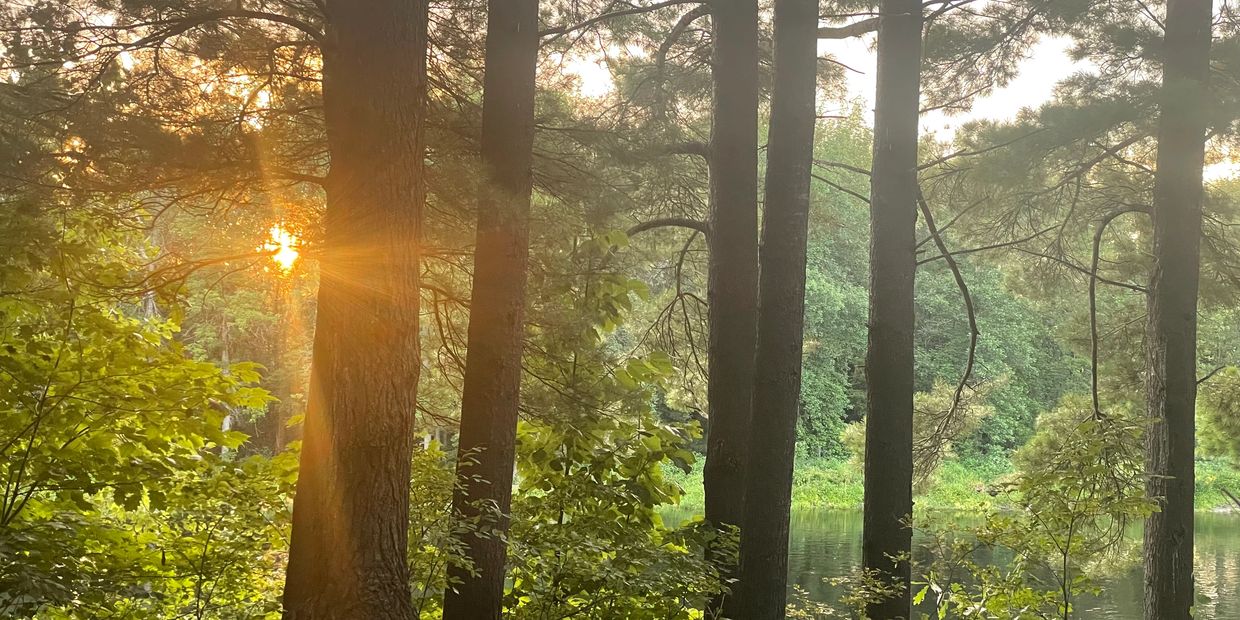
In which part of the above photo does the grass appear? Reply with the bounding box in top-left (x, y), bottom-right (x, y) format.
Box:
top-left (664, 456), bottom-right (1240, 514)
top-left (1197, 458), bottom-right (1240, 511)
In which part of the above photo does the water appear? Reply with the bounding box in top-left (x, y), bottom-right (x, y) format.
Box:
top-left (665, 509), bottom-right (1240, 618)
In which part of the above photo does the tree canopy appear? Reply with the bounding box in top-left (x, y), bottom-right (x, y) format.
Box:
top-left (2, 0), bottom-right (1239, 618)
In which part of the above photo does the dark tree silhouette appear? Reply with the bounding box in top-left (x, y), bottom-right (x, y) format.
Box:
top-left (736, 0), bottom-right (818, 616)
top-left (1144, 0), bottom-right (1212, 617)
top-left (442, 1), bottom-right (540, 619)
top-left (282, 0), bottom-right (429, 617)
top-left (862, 0), bottom-right (922, 617)
top-left (701, 1), bottom-right (760, 617)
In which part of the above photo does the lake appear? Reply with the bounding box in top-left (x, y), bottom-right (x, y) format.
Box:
top-left (664, 509), bottom-right (1240, 618)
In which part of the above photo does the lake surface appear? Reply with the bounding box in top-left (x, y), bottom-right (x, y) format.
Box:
top-left (664, 509), bottom-right (1240, 618)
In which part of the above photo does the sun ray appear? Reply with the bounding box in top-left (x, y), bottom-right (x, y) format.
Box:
top-left (262, 224), bottom-right (301, 273)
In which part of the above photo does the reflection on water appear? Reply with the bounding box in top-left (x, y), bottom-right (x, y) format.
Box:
top-left (664, 509), bottom-right (1240, 618)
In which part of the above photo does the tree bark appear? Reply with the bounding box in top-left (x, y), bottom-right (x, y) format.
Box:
top-left (701, 1), bottom-right (760, 617)
top-left (735, 0), bottom-right (818, 616)
top-left (281, 1), bottom-right (428, 618)
top-left (862, 1), bottom-right (921, 618)
top-left (443, 1), bottom-right (539, 619)
top-left (1144, 1), bottom-right (1211, 618)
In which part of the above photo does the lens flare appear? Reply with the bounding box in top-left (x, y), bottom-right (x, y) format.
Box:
top-left (262, 224), bottom-right (300, 273)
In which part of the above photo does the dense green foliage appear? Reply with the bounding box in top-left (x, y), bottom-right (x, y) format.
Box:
top-left (0, 201), bottom-right (287, 616)
top-left (4, 0), bottom-right (1240, 617)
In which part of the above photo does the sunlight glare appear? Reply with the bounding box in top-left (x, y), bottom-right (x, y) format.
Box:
top-left (562, 54), bottom-right (613, 98)
top-left (262, 224), bottom-right (301, 273)
top-left (1205, 160), bottom-right (1240, 183)
top-left (57, 136), bottom-right (86, 164)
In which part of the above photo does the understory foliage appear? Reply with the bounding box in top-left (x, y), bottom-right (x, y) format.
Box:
top-left (786, 396), bottom-right (1158, 620)
top-left (504, 231), bottom-right (719, 618)
top-left (917, 396), bottom-right (1155, 620)
top-left (842, 380), bottom-right (994, 485)
top-left (508, 417), bottom-right (717, 618)
top-left (5, 0), bottom-right (1240, 617)
top-left (0, 205), bottom-right (284, 617)
top-left (0, 212), bottom-right (714, 618)
top-left (1198, 367), bottom-right (1240, 464)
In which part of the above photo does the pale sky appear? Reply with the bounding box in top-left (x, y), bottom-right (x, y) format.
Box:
top-left (563, 30), bottom-right (1238, 181)
top-left (819, 35), bottom-right (1083, 138)
top-left (564, 34), bottom-right (1083, 137)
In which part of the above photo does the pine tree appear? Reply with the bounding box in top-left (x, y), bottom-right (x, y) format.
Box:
top-left (443, 1), bottom-right (540, 618)
top-left (736, 0), bottom-right (819, 615)
top-left (701, 2), bottom-right (761, 617)
top-left (1143, 0), bottom-right (1212, 617)
top-left (282, 1), bottom-right (428, 617)
top-left (863, 1), bottom-right (922, 617)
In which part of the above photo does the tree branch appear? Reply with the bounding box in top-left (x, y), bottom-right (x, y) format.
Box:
top-left (817, 17), bottom-right (879, 39)
top-left (1013, 248), bottom-right (1148, 294)
top-left (1220, 487), bottom-right (1240, 511)
top-left (656, 5), bottom-right (711, 71)
top-left (915, 190), bottom-right (980, 481)
top-left (818, 0), bottom-right (974, 39)
top-left (1088, 207), bottom-right (1148, 418)
top-left (653, 5), bottom-right (710, 118)
top-left (627, 217), bottom-right (709, 238)
top-left (123, 9), bottom-right (325, 49)
top-left (1198, 365), bottom-right (1226, 386)
top-left (665, 140), bottom-right (711, 160)
top-left (541, 1), bottom-right (704, 38)
top-left (917, 225), bottom-right (1055, 265)
top-left (812, 173), bottom-right (869, 205)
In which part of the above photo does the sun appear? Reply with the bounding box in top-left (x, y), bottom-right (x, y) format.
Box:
top-left (262, 224), bottom-right (300, 273)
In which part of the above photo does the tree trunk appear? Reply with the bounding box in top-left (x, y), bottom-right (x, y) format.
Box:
top-left (735, 0), bottom-right (818, 616)
top-left (282, 1), bottom-right (428, 618)
top-left (862, 1), bottom-right (921, 618)
top-left (442, 1), bottom-right (539, 619)
top-left (1144, 1), bottom-right (1211, 618)
top-left (701, 1), bottom-right (760, 617)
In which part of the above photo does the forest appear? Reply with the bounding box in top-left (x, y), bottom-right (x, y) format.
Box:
top-left (2, 0), bottom-right (1240, 618)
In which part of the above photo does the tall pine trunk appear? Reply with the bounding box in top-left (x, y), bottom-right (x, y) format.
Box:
top-left (702, 1), bottom-right (760, 617)
top-left (862, 1), bottom-right (921, 617)
top-left (282, 0), bottom-right (428, 618)
top-left (443, 1), bottom-right (539, 619)
top-left (736, 0), bottom-right (818, 616)
top-left (1144, 0), bottom-right (1211, 617)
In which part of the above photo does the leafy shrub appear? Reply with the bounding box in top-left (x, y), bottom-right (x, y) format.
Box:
top-left (842, 380), bottom-right (993, 487)
top-left (1198, 366), bottom-right (1240, 464)
top-left (918, 395), bottom-right (1155, 619)
top-left (506, 415), bottom-right (718, 619)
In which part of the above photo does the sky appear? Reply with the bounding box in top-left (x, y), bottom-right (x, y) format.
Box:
top-left (563, 32), bottom-right (1085, 137)
top-left (563, 25), bottom-right (1238, 181)
top-left (819, 34), bottom-right (1084, 138)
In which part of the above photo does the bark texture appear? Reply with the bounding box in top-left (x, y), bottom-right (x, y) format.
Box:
top-left (443, 1), bottom-right (539, 619)
top-left (1144, 0), bottom-right (1211, 618)
top-left (735, 0), bottom-right (818, 616)
top-left (281, 1), bottom-right (428, 618)
top-left (862, 1), bottom-right (921, 618)
top-left (701, 1), bottom-right (760, 617)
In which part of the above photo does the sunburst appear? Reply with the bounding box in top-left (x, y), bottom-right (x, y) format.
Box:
top-left (262, 224), bottom-right (300, 273)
